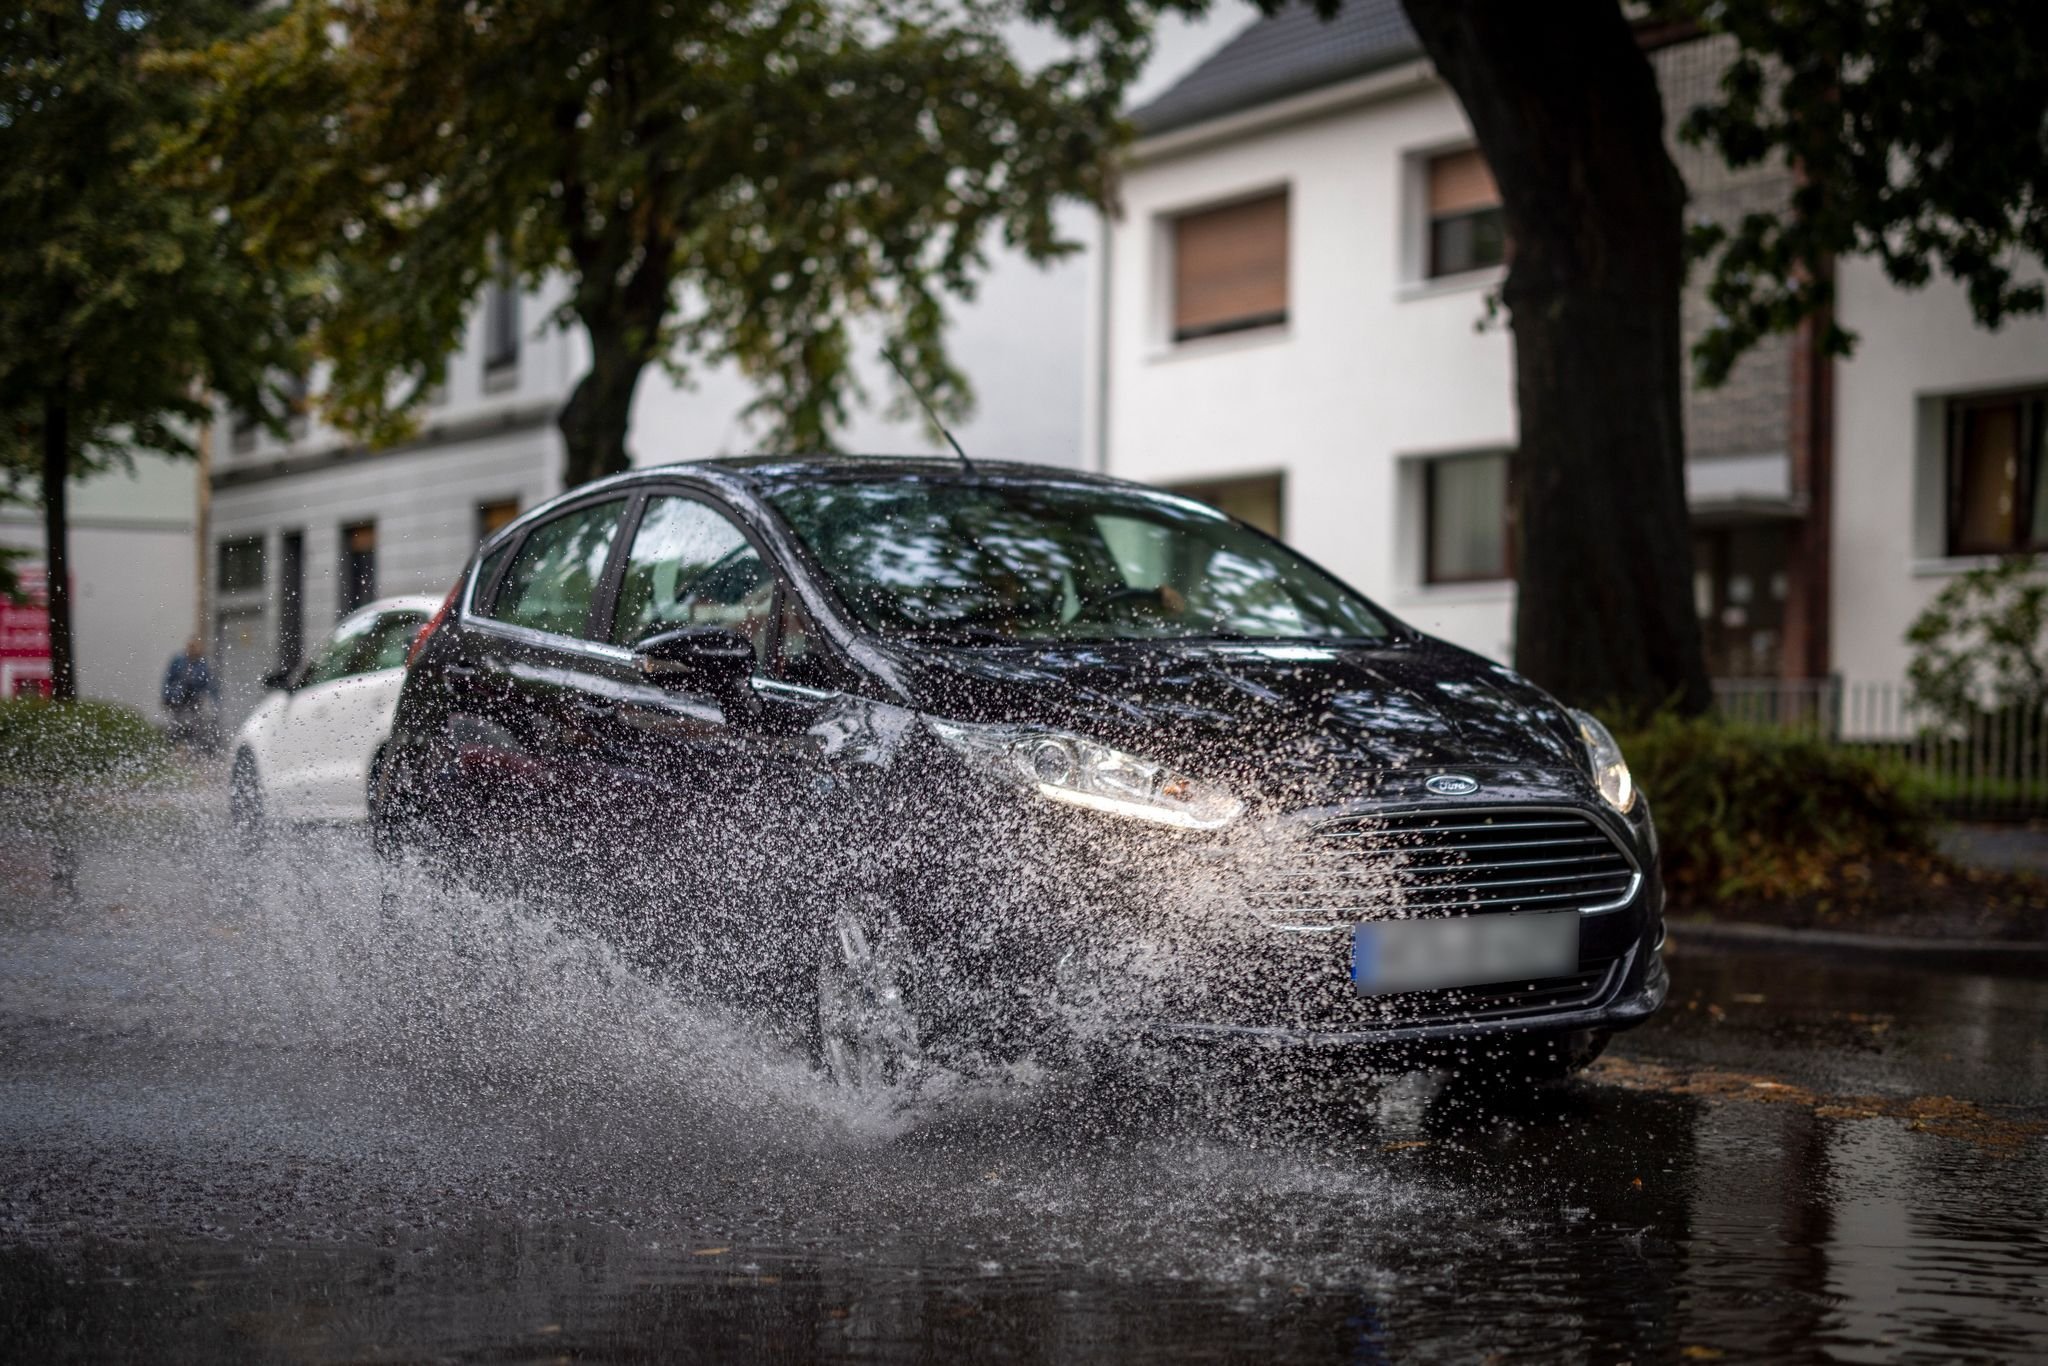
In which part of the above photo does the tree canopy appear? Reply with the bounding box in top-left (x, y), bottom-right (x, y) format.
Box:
top-left (1, 1), bottom-right (311, 695)
top-left (1, 1), bottom-right (308, 471)
top-left (1676, 0), bottom-right (2048, 384)
top-left (175, 0), bottom-right (1140, 486)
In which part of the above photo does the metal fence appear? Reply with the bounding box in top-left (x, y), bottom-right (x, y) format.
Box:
top-left (1711, 677), bottom-right (2048, 819)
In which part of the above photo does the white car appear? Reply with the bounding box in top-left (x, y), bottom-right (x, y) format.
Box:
top-left (230, 595), bottom-right (440, 833)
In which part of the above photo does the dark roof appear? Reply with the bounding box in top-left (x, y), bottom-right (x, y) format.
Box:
top-left (1132, 0), bottom-right (1421, 137)
top-left (641, 454), bottom-right (1134, 490)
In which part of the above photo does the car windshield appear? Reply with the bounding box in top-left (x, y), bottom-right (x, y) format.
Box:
top-left (767, 477), bottom-right (1391, 644)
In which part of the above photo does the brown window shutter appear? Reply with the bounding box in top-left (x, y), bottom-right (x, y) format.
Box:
top-left (1173, 191), bottom-right (1288, 339)
top-left (1428, 148), bottom-right (1499, 217)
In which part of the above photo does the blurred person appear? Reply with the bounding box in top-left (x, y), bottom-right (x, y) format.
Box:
top-left (161, 637), bottom-right (220, 753)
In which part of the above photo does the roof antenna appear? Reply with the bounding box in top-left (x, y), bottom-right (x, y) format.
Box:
top-left (882, 346), bottom-right (977, 474)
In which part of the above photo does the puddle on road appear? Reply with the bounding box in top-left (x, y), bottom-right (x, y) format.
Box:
top-left (2, 795), bottom-right (2045, 1362)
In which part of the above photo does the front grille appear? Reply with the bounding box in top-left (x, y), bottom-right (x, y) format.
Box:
top-left (1245, 806), bottom-right (1638, 921)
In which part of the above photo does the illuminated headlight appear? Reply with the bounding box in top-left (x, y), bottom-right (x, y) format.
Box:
top-left (1571, 709), bottom-right (1636, 814)
top-left (926, 719), bottom-right (1244, 831)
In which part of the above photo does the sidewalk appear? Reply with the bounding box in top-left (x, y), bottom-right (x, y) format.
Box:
top-left (1937, 821), bottom-right (2048, 876)
top-left (1670, 917), bottom-right (2048, 976)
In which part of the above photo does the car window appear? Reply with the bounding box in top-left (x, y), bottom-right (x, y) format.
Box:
top-left (298, 621), bottom-right (368, 688)
top-left (610, 494), bottom-right (777, 663)
top-left (484, 499), bottom-right (626, 639)
top-left (355, 612), bottom-right (426, 674)
top-left (472, 540), bottom-right (512, 611)
top-left (297, 610), bottom-right (427, 688)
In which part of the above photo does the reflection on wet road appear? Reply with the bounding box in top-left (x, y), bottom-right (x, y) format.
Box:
top-left (2, 794), bottom-right (2043, 1362)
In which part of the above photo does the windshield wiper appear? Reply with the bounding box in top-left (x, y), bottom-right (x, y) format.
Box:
top-left (894, 626), bottom-right (1025, 646)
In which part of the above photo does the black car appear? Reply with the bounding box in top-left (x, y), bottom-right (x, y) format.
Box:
top-left (377, 457), bottom-right (1665, 1088)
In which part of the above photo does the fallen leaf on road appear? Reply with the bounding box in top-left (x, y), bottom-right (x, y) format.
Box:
top-left (1590, 1059), bottom-right (2045, 1153)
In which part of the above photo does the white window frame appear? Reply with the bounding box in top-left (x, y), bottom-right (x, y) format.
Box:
top-left (1398, 140), bottom-right (1508, 298)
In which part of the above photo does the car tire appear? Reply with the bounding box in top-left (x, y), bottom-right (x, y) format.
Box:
top-left (812, 907), bottom-right (926, 1092)
top-left (229, 750), bottom-right (265, 851)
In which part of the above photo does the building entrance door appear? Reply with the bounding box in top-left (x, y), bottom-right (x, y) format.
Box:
top-left (1693, 522), bottom-right (1791, 679)
top-left (213, 604), bottom-right (268, 727)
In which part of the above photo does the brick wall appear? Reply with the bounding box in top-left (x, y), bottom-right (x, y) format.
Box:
top-left (1654, 34), bottom-right (1796, 462)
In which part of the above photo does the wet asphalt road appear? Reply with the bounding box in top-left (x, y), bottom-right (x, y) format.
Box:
top-left (1, 791), bottom-right (2044, 1364)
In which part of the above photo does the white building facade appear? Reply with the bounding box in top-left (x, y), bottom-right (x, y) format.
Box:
top-left (1090, 1), bottom-right (2048, 689)
top-left (206, 279), bottom-right (577, 719)
top-left (0, 455), bottom-right (199, 713)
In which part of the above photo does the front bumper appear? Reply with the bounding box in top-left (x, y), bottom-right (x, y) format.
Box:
top-left (1134, 938), bottom-right (1667, 1053)
top-left (1045, 795), bottom-right (1668, 1053)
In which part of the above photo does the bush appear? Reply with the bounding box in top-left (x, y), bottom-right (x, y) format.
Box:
top-left (0, 698), bottom-right (173, 788)
top-left (1619, 714), bottom-right (1934, 904)
top-left (1905, 553), bottom-right (2048, 731)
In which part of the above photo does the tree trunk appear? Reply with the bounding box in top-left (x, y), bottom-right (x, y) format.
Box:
top-left (1400, 0), bottom-right (1711, 718)
top-left (556, 323), bottom-right (646, 488)
top-left (40, 393), bottom-right (76, 703)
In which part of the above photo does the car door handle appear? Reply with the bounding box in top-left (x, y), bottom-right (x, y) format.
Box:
top-left (444, 661), bottom-right (480, 680)
top-left (573, 695), bottom-right (617, 716)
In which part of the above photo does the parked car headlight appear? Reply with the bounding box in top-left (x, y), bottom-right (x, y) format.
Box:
top-left (1571, 709), bottom-right (1636, 814)
top-left (927, 719), bottom-right (1244, 831)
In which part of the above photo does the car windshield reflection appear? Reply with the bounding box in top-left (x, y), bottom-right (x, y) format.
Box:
top-left (768, 479), bottom-right (1391, 645)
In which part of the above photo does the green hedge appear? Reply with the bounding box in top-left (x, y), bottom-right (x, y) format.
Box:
top-left (1619, 714), bottom-right (1934, 904)
top-left (0, 698), bottom-right (173, 788)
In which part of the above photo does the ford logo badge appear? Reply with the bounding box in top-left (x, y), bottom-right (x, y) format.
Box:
top-left (1425, 773), bottom-right (1480, 797)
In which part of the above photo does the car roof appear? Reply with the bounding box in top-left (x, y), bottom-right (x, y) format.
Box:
top-left (478, 455), bottom-right (1218, 559)
top-left (591, 454), bottom-right (1155, 498)
top-left (352, 595), bottom-right (444, 618)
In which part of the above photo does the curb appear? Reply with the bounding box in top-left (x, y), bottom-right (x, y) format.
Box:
top-left (1669, 919), bottom-right (2048, 976)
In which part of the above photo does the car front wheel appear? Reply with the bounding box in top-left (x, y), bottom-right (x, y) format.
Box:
top-left (813, 908), bottom-right (925, 1092)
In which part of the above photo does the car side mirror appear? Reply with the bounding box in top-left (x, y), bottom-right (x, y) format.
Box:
top-left (633, 626), bottom-right (756, 706)
top-left (261, 665), bottom-right (296, 692)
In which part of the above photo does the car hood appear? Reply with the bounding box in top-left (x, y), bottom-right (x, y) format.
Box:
top-left (864, 635), bottom-right (1591, 804)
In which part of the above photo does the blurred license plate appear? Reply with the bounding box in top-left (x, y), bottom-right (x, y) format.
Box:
top-left (1351, 911), bottom-right (1579, 995)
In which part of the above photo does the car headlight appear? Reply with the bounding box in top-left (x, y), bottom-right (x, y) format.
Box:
top-left (926, 719), bottom-right (1244, 831)
top-left (1571, 709), bottom-right (1636, 814)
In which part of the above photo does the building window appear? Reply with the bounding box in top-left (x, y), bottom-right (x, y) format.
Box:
top-left (1164, 473), bottom-right (1284, 539)
top-left (1426, 148), bottom-right (1506, 279)
top-left (341, 521), bottom-right (378, 614)
top-left (483, 277), bottom-right (521, 376)
top-left (277, 530), bottom-right (305, 670)
top-left (1946, 388), bottom-right (2048, 556)
top-left (217, 536), bottom-right (266, 595)
top-left (477, 497), bottom-right (521, 541)
top-left (285, 373), bottom-right (311, 440)
top-left (1424, 451), bottom-right (1513, 584)
top-left (1170, 190), bottom-right (1288, 343)
top-left (229, 410), bottom-right (259, 456)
